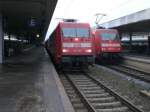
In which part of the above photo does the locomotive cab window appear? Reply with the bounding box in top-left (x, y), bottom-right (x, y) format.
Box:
top-left (100, 33), bottom-right (119, 40)
top-left (62, 28), bottom-right (76, 37)
top-left (77, 28), bottom-right (90, 38)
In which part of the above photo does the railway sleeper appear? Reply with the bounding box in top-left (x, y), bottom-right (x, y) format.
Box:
top-left (88, 97), bottom-right (115, 103)
top-left (72, 103), bottom-right (85, 109)
top-left (64, 86), bottom-right (74, 90)
top-left (80, 87), bottom-right (101, 90)
top-left (86, 93), bottom-right (110, 98)
top-left (66, 90), bottom-right (76, 94)
top-left (71, 77), bottom-right (89, 80)
top-left (68, 94), bottom-right (79, 98)
top-left (70, 98), bottom-right (81, 103)
top-left (76, 108), bottom-right (89, 112)
top-left (77, 85), bottom-right (98, 88)
top-left (92, 101), bottom-right (122, 109)
top-left (96, 106), bottom-right (129, 112)
top-left (76, 82), bottom-right (97, 85)
top-left (63, 85), bottom-right (73, 89)
top-left (82, 90), bottom-right (105, 94)
top-left (74, 79), bottom-right (91, 82)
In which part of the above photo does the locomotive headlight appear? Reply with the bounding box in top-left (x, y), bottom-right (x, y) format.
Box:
top-left (75, 38), bottom-right (79, 41)
top-left (62, 49), bottom-right (68, 53)
top-left (86, 49), bottom-right (92, 53)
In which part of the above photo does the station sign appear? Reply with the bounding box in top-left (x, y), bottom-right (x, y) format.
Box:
top-left (29, 18), bottom-right (36, 27)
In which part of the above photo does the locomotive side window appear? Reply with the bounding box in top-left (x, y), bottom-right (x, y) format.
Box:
top-left (77, 28), bottom-right (89, 38)
top-left (62, 28), bottom-right (76, 37)
top-left (100, 33), bottom-right (119, 40)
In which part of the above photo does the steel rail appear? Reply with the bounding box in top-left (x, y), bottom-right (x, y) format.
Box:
top-left (64, 71), bottom-right (144, 112)
top-left (108, 65), bottom-right (150, 83)
top-left (65, 73), bottom-right (97, 112)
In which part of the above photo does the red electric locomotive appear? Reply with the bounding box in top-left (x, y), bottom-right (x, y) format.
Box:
top-left (92, 29), bottom-right (122, 60)
top-left (46, 19), bottom-right (94, 69)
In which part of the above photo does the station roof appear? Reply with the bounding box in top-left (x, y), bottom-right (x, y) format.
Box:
top-left (0, 0), bottom-right (58, 38)
top-left (114, 19), bottom-right (150, 32)
top-left (101, 8), bottom-right (150, 33)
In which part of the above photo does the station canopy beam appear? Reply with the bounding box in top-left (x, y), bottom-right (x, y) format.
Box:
top-left (0, 0), bottom-right (57, 63)
top-left (0, 0), bottom-right (58, 39)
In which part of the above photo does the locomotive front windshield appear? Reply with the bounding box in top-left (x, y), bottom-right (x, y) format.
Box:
top-left (100, 33), bottom-right (119, 40)
top-left (62, 28), bottom-right (76, 37)
top-left (62, 28), bottom-right (90, 38)
top-left (77, 28), bottom-right (89, 37)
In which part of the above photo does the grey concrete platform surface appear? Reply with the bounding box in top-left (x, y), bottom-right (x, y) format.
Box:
top-left (123, 55), bottom-right (150, 64)
top-left (0, 47), bottom-right (74, 112)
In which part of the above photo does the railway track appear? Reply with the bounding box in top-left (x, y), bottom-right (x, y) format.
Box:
top-left (60, 74), bottom-right (89, 112)
top-left (107, 64), bottom-right (150, 83)
top-left (60, 72), bottom-right (144, 112)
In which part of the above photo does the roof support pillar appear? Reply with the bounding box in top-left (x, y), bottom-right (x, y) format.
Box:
top-left (147, 36), bottom-right (150, 54)
top-left (119, 31), bottom-right (123, 39)
top-left (0, 13), bottom-right (4, 64)
top-left (129, 32), bottom-right (132, 52)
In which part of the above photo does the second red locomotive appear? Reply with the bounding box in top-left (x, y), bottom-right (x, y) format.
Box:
top-left (46, 19), bottom-right (94, 69)
top-left (92, 29), bottom-right (122, 60)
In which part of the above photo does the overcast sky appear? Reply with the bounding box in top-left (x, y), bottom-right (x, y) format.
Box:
top-left (45, 0), bottom-right (150, 41)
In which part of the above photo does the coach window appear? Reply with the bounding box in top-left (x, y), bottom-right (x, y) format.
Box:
top-left (62, 28), bottom-right (76, 37)
top-left (77, 28), bottom-right (89, 38)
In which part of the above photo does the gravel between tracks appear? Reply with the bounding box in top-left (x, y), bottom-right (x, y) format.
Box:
top-left (89, 65), bottom-right (150, 112)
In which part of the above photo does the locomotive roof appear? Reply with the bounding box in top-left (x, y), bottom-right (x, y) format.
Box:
top-left (59, 22), bottom-right (90, 28)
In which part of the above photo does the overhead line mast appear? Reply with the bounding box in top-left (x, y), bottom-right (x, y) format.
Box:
top-left (95, 13), bottom-right (106, 28)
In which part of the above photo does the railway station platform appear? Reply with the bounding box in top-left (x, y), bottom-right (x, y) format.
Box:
top-left (122, 54), bottom-right (150, 73)
top-left (123, 55), bottom-right (150, 64)
top-left (0, 47), bottom-right (74, 112)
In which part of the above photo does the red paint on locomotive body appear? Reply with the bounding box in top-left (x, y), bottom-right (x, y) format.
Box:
top-left (60, 22), bottom-right (93, 56)
top-left (93, 29), bottom-right (122, 59)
